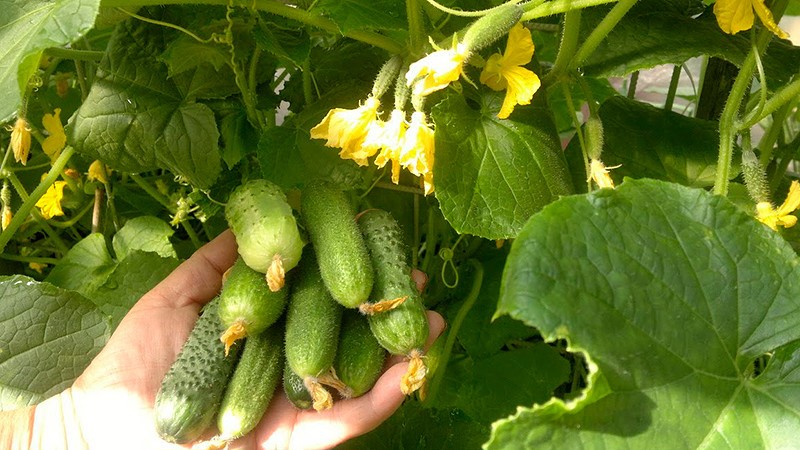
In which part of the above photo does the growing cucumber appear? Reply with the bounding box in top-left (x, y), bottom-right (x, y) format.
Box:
top-left (357, 209), bottom-right (429, 395)
top-left (284, 250), bottom-right (344, 410)
top-left (225, 179), bottom-right (304, 291)
top-left (216, 323), bottom-right (284, 442)
top-left (283, 364), bottom-right (313, 410)
top-left (301, 182), bottom-right (373, 308)
top-left (334, 310), bottom-right (386, 398)
top-left (154, 297), bottom-right (242, 444)
top-left (218, 257), bottom-right (288, 354)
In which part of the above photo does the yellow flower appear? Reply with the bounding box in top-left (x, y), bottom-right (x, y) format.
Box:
top-left (29, 262), bottom-right (47, 274)
top-left (757, 180), bottom-right (800, 230)
top-left (371, 110), bottom-right (408, 184)
top-left (42, 109), bottom-right (67, 161)
top-left (479, 23), bottom-right (541, 119)
top-left (88, 160), bottom-right (109, 184)
top-left (406, 42), bottom-right (470, 97)
top-left (310, 97), bottom-right (381, 165)
top-left (714, 0), bottom-right (789, 39)
top-left (35, 181), bottom-right (68, 220)
top-left (589, 159), bottom-right (617, 189)
top-left (1, 206), bottom-right (11, 231)
top-left (400, 111), bottom-right (435, 195)
top-left (11, 117), bottom-right (31, 166)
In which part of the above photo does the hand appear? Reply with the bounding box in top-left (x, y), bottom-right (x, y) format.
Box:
top-left (27, 230), bottom-right (445, 450)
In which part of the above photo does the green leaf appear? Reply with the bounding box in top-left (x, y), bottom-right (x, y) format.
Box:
top-left (581, 1), bottom-right (800, 84)
top-left (252, 20), bottom-right (311, 69)
top-left (432, 91), bottom-right (574, 240)
top-left (488, 179), bottom-right (800, 449)
top-left (315, 0), bottom-right (406, 32)
top-left (0, 0), bottom-right (101, 122)
top-left (565, 96), bottom-right (722, 191)
top-left (219, 108), bottom-right (259, 169)
top-left (0, 276), bottom-right (110, 410)
top-left (337, 400), bottom-right (488, 450)
top-left (112, 216), bottom-right (176, 259)
top-left (44, 233), bottom-right (116, 297)
top-left (67, 17), bottom-right (221, 189)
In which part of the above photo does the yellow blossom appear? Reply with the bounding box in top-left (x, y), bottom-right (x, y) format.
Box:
top-left (400, 111), bottom-right (435, 195)
top-left (10, 117), bottom-right (31, 165)
top-left (42, 109), bottom-right (67, 161)
top-left (406, 42), bottom-right (470, 97)
top-left (1, 207), bottom-right (11, 231)
top-left (371, 110), bottom-right (408, 184)
top-left (714, 0), bottom-right (789, 39)
top-left (35, 181), bottom-right (68, 220)
top-left (88, 160), bottom-right (109, 184)
top-left (479, 23), bottom-right (541, 119)
top-left (757, 180), bottom-right (800, 230)
top-left (589, 159), bottom-right (618, 189)
top-left (310, 97), bottom-right (381, 165)
top-left (29, 262), bottom-right (47, 274)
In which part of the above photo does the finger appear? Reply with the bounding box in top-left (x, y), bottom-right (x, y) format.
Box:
top-left (135, 230), bottom-right (238, 312)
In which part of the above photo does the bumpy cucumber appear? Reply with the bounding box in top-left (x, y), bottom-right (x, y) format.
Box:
top-left (334, 310), bottom-right (386, 398)
top-left (301, 182), bottom-right (373, 308)
top-left (216, 323), bottom-right (284, 442)
top-left (283, 364), bottom-right (313, 410)
top-left (284, 251), bottom-right (344, 410)
top-left (225, 179), bottom-right (304, 291)
top-left (358, 209), bottom-right (429, 394)
top-left (154, 297), bottom-right (242, 444)
top-left (218, 257), bottom-right (288, 353)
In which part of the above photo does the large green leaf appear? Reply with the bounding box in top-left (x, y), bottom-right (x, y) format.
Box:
top-left (488, 179), bottom-right (800, 449)
top-left (581, 1), bottom-right (800, 84)
top-left (67, 16), bottom-right (221, 189)
top-left (112, 216), bottom-right (176, 259)
top-left (0, 276), bottom-right (110, 410)
top-left (0, 0), bottom-right (100, 122)
top-left (432, 91), bottom-right (574, 240)
top-left (565, 96), bottom-right (722, 192)
top-left (315, 0), bottom-right (406, 32)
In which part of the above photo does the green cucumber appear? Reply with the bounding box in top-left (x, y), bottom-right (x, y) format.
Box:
top-left (334, 310), bottom-right (386, 398)
top-left (154, 297), bottom-right (242, 444)
top-left (283, 364), bottom-right (313, 410)
top-left (358, 209), bottom-right (429, 395)
top-left (218, 257), bottom-right (288, 353)
top-left (301, 182), bottom-right (373, 308)
top-left (284, 251), bottom-right (344, 410)
top-left (216, 323), bottom-right (284, 442)
top-left (225, 179), bottom-right (304, 291)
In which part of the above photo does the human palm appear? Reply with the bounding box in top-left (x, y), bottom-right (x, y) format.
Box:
top-left (31, 231), bottom-right (443, 450)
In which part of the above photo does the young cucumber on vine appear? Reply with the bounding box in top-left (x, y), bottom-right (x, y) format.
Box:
top-left (300, 182), bottom-right (374, 309)
top-left (218, 257), bottom-right (288, 354)
top-left (357, 209), bottom-right (430, 395)
top-left (283, 250), bottom-right (346, 411)
top-left (153, 297), bottom-right (242, 444)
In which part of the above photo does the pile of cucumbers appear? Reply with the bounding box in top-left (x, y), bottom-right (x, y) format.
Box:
top-left (153, 179), bottom-right (429, 446)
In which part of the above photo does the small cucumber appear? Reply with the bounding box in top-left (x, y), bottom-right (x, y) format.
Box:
top-left (301, 182), bottom-right (373, 308)
top-left (358, 209), bottom-right (429, 395)
top-left (334, 310), bottom-right (386, 398)
top-left (225, 179), bottom-right (304, 291)
top-left (283, 364), bottom-right (313, 410)
top-left (154, 297), bottom-right (242, 444)
top-left (284, 250), bottom-right (344, 410)
top-left (216, 323), bottom-right (284, 442)
top-left (218, 257), bottom-right (288, 354)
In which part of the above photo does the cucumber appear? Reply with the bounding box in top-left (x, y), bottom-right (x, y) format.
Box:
top-left (357, 209), bottom-right (429, 395)
top-left (301, 182), bottom-right (373, 308)
top-left (216, 323), bottom-right (284, 442)
top-left (218, 257), bottom-right (288, 354)
top-left (284, 250), bottom-right (344, 410)
top-left (154, 297), bottom-right (242, 444)
top-left (334, 310), bottom-right (386, 398)
top-left (283, 364), bottom-right (313, 410)
top-left (225, 179), bottom-right (304, 291)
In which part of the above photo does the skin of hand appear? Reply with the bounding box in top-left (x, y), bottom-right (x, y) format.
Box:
top-left (12, 230), bottom-right (445, 450)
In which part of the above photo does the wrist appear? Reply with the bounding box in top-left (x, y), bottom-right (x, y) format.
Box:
top-left (0, 404), bottom-right (34, 450)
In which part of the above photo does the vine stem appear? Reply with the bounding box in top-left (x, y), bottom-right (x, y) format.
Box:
top-left (99, 0), bottom-right (405, 54)
top-left (569, 0), bottom-right (638, 71)
top-left (543, 9), bottom-right (582, 86)
top-left (424, 259), bottom-right (483, 404)
top-left (522, 0), bottom-right (619, 21)
top-left (663, 65), bottom-right (682, 111)
top-left (0, 147), bottom-right (74, 254)
top-left (406, 0), bottom-right (426, 53)
top-left (740, 76), bottom-right (800, 130)
top-left (43, 48), bottom-right (105, 61)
